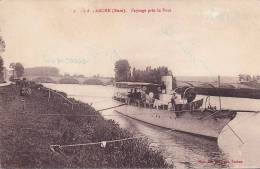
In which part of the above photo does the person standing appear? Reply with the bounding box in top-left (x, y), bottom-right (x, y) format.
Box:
top-left (171, 92), bottom-right (177, 111)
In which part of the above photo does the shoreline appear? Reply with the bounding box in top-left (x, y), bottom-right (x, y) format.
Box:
top-left (0, 81), bottom-right (172, 168)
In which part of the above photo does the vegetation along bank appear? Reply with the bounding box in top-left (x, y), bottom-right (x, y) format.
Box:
top-left (0, 80), bottom-right (172, 168)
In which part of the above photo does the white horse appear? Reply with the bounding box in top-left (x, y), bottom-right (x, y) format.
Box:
top-left (145, 93), bottom-right (154, 108)
top-left (153, 99), bottom-right (169, 110)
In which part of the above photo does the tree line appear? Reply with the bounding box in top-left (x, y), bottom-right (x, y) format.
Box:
top-left (25, 67), bottom-right (59, 77)
top-left (0, 36), bottom-right (5, 82)
top-left (0, 36), bottom-right (25, 82)
top-left (114, 59), bottom-right (176, 85)
top-left (239, 74), bottom-right (260, 82)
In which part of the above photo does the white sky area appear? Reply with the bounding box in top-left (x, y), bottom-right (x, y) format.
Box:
top-left (0, 0), bottom-right (260, 77)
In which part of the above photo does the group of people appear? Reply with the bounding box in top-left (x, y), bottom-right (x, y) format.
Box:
top-left (126, 87), bottom-right (182, 111)
top-left (126, 88), bottom-right (146, 106)
top-left (18, 78), bottom-right (32, 96)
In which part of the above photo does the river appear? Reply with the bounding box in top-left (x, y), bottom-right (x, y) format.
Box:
top-left (44, 83), bottom-right (260, 169)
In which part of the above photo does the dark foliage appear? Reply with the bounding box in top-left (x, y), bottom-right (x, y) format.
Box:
top-left (0, 36), bottom-right (5, 82)
top-left (9, 62), bottom-right (25, 78)
top-left (0, 56), bottom-right (3, 82)
top-left (0, 81), bottom-right (172, 168)
top-left (15, 63), bottom-right (24, 78)
top-left (114, 59), bottom-right (176, 86)
top-left (114, 59), bottom-right (131, 82)
top-left (131, 66), bottom-right (173, 84)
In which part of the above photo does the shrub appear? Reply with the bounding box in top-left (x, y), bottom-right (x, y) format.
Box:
top-left (0, 81), bottom-right (172, 168)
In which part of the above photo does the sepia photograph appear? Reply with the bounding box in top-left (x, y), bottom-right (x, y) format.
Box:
top-left (0, 0), bottom-right (260, 168)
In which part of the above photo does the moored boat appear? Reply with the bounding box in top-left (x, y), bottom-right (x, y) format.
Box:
top-left (113, 78), bottom-right (237, 140)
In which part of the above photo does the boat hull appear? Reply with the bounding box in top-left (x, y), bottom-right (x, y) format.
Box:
top-left (115, 104), bottom-right (236, 140)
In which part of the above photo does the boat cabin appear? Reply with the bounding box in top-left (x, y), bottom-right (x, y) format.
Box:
top-left (114, 82), bottom-right (160, 101)
top-left (114, 81), bottom-right (204, 112)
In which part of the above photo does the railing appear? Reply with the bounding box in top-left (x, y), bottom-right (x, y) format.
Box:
top-left (46, 88), bottom-right (74, 110)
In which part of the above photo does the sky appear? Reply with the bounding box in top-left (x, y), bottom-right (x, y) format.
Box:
top-left (0, 0), bottom-right (260, 77)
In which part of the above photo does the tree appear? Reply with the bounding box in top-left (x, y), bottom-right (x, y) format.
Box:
top-left (0, 36), bottom-right (5, 53)
top-left (15, 63), bottom-right (24, 78)
top-left (131, 67), bottom-right (136, 81)
top-left (0, 36), bottom-right (6, 81)
top-left (9, 62), bottom-right (24, 79)
top-left (239, 74), bottom-right (252, 82)
top-left (129, 66), bottom-right (172, 84)
top-left (9, 63), bottom-right (15, 80)
top-left (0, 57), bottom-right (3, 81)
top-left (9, 63), bottom-right (16, 69)
top-left (114, 59), bottom-right (131, 82)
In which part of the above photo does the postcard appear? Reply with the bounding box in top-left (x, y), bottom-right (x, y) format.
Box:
top-left (0, 0), bottom-right (260, 168)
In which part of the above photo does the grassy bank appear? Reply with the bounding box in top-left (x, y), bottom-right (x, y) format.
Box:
top-left (0, 81), bottom-right (172, 168)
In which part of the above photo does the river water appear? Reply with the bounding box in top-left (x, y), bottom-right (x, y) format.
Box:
top-left (44, 83), bottom-right (260, 169)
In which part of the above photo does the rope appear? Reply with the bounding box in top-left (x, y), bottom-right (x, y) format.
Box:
top-left (200, 110), bottom-right (220, 120)
top-left (227, 124), bottom-right (244, 144)
top-left (97, 104), bottom-right (126, 111)
top-left (222, 113), bottom-right (257, 133)
top-left (50, 129), bottom-right (177, 151)
top-left (89, 98), bottom-right (114, 104)
top-left (50, 135), bottom-right (145, 150)
top-left (41, 114), bottom-right (101, 117)
top-left (68, 94), bottom-right (111, 98)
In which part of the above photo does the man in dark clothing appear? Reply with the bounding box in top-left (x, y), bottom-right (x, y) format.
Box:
top-left (171, 92), bottom-right (177, 111)
top-left (132, 88), bottom-right (141, 106)
top-left (127, 88), bottom-right (134, 104)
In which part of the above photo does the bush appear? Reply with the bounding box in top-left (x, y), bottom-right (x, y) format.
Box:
top-left (0, 81), bottom-right (171, 168)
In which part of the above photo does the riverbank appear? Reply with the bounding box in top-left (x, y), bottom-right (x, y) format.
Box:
top-left (0, 82), bottom-right (171, 168)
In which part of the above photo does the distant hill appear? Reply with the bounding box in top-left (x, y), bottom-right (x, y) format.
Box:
top-left (83, 78), bottom-right (104, 85)
top-left (32, 77), bottom-right (57, 83)
top-left (59, 78), bottom-right (79, 84)
top-left (24, 67), bottom-right (60, 77)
